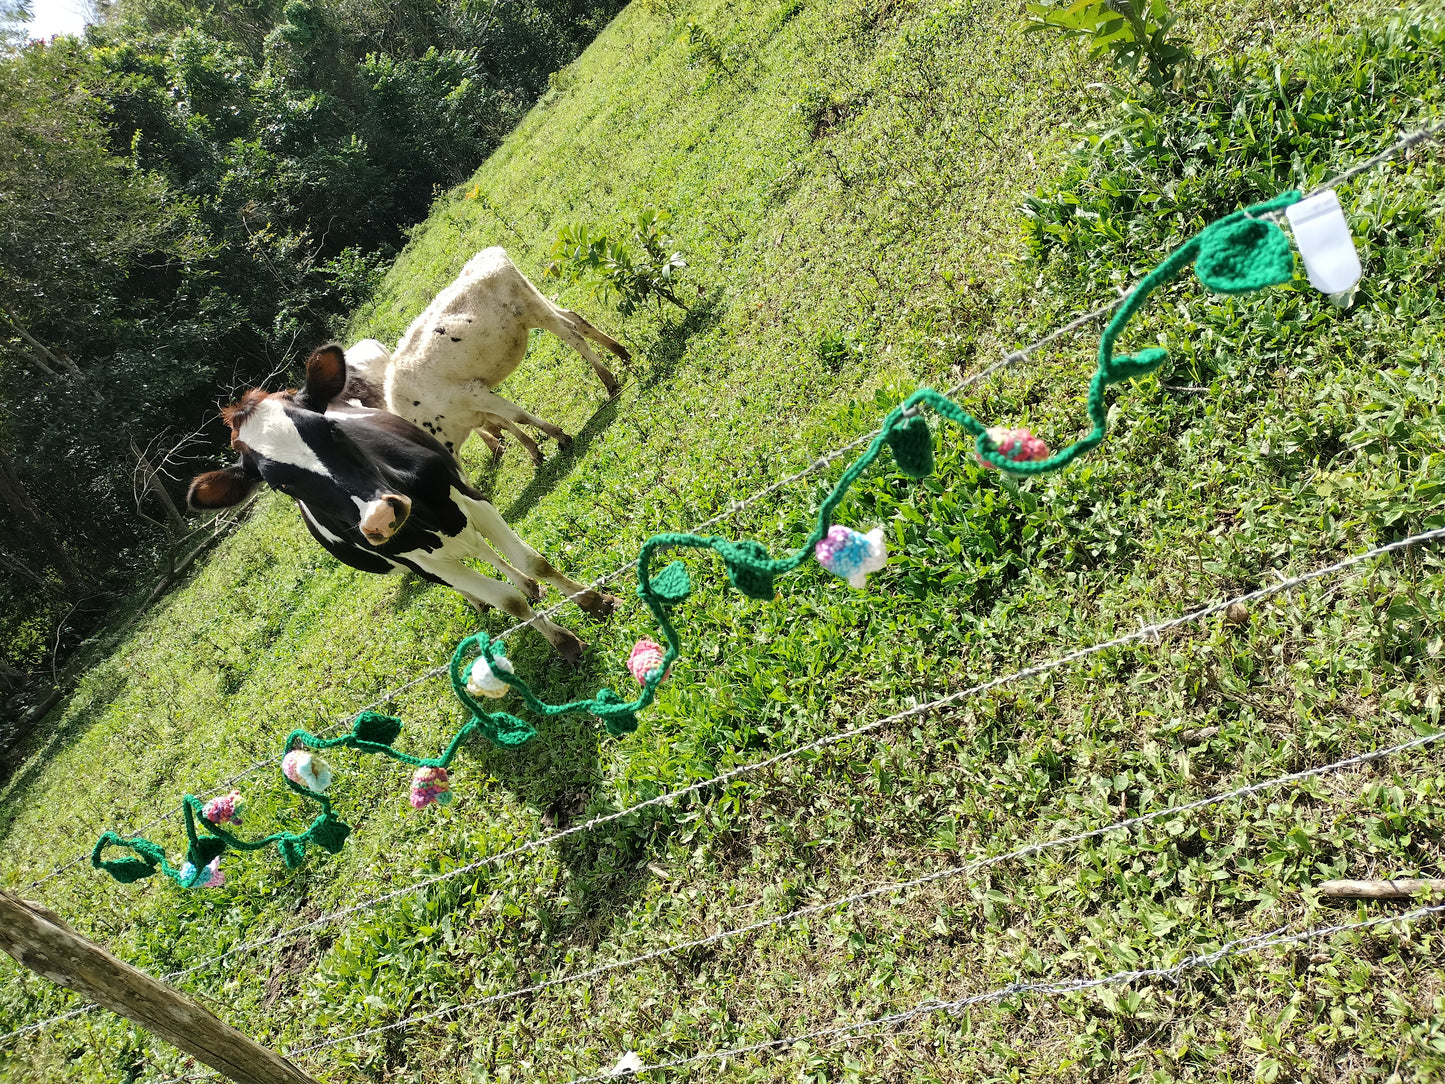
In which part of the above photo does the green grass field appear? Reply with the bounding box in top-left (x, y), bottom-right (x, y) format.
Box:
top-left (3, 0), bottom-right (1445, 1080)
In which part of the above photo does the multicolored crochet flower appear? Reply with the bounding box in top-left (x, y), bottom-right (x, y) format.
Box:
top-left (281, 750), bottom-right (333, 794)
top-left (201, 789), bottom-right (245, 826)
top-left (409, 766), bottom-right (452, 809)
top-left (627, 638), bottom-right (672, 685)
top-left (466, 653), bottom-right (515, 699)
top-left (815, 525), bottom-right (888, 588)
top-left (179, 857), bottom-right (224, 889)
top-left (978, 426), bottom-right (1050, 470)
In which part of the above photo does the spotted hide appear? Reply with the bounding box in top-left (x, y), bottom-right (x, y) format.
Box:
top-left (187, 345), bottom-right (620, 664)
top-left (353, 247), bottom-right (630, 467)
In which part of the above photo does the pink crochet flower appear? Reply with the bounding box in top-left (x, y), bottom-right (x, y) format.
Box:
top-left (627, 639), bottom-right (671, 685)
top-left (202, 789), bottom-right (245, 826)
top-left (409, 766), bottom-right (452, 809)
top-left (978, 426), bottom-right (1050, 470)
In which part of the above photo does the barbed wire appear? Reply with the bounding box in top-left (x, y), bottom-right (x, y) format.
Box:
top-left (282, 723), bottom-right (1445, 1056)
top-left (559, 900), bottom-right (1445, 1082)
top-left (6, 520), bottom-right (1440, 1049)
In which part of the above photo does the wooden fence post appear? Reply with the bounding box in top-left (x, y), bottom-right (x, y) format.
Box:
top-left (0, 889), bottom-right (323, 1084)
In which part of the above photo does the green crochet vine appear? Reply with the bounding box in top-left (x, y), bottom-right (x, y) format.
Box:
top-left (94, 190), bottom-right (1302, 887)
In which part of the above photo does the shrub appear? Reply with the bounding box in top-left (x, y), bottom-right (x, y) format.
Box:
top-left (544, 207), bottom-right (689, 316)
top-left (1024, 0), bottom-right (1191, 90)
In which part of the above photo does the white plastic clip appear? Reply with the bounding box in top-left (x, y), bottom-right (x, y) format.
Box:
top-left (1285, 190), bottom-right (1362, 301)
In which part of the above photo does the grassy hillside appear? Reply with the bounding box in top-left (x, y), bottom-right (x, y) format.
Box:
top-left (3, 0), bottom-right (1445, 1081)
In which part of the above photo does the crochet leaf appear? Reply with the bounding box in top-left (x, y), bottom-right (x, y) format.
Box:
top-left (885, 413), bottom-right (935, 479)
top-left (645, 560), bottom-right (692, 606)
top-left (1196, 217), bottom-right (1295, 295)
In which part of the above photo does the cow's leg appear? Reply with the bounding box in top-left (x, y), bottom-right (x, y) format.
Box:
top-left (484, 414), bottom-right (546, 466)
top-left (402, 550), bottom-right (583, 664)
top-left (458, 533), bottom-right (543, 602)
top-left (476, 422), bottom-right (504, 459)
top-left (534, 309), bottom-right (624, 397)
top-left (461, 497), bottom-right (623, 619)
top-left (463, 383), bottom-right (571, 449)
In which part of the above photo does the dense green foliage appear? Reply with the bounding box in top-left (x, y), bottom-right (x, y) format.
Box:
top-left (0, 0), bottom-right (625, 720)
top-left (2, 0), bottom-right (1445, 1081)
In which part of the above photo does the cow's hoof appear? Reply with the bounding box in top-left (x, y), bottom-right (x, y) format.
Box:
top-left (576, 590), bottom-right (623, 619)
top-left (521, 576), bottom-right (542, 603)
top-left (554, 630), bottom-right (586, 668)
top-left (555, 432), bottom-right (573, 451)
top-left (527, 448), bottom-right (545, 467)
top-left (602, 376), bottom-right (621, 398)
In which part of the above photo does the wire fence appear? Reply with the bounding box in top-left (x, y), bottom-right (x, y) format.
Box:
top-left (283, 723), bottom-right (1445, 1057)
top-left (4, 117), bottom-right (1442, 1072)
top-left (23, 117), bottom-right (1441, 896)
top-left (559, 899), bottom-right (1445, 1083)
top-left (5, 521), bottom-right (1442, 1049)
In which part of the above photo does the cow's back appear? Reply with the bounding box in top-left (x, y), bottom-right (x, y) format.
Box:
top-left (389, 247), bottom-right (541, 391)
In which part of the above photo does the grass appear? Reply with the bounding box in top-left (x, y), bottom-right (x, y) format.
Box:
top-left (3, 0), bottom-right (1445, 1081)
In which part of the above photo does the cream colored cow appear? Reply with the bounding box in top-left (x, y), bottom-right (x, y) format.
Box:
top-left (343, 247), bottom-right (628, 465)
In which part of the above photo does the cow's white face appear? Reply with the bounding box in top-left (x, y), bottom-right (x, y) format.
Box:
top-left (233, 396), bottom-right (333, 479)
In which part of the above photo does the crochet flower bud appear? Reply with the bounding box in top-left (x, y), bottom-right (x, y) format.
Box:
top-left (814, 525), bottom-right (888, 588)
top-left (627, 638), bottom-right (671, 685)
top-left (409, 766), bottom-right (452, 809)
top-left (281, 750), bottom-right (333, 795)
top-left (202, 789), bottom-right (245, 826)
top-left (179, 857), bottom-right (224, 889)
top-left (979, 426), bottom-right (1050, 470)
top-left (466, 653), bottom-right (515, 698)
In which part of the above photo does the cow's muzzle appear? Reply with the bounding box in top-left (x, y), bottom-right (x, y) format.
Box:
top-left (360, 494), bottom-right (412, 545)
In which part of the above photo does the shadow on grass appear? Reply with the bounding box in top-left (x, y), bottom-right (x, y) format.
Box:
top-left (500, 394), bottom-right (625, 523)
top-left (639, 289), bottom-right (726, 390)
top-left (0, 675), bottom-right (131, 844)
top-left (459, 620), bottom-right (680, 920)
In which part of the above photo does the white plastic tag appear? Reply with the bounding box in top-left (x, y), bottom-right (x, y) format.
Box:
top-left (1285, 189), bottom-right (1362, 295)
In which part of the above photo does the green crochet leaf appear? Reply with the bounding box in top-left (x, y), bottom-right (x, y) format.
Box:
top-left (352, 711), bottom-right (404, 748)
top-left (645, 560), bottom-right (692, 606)
top-left (277, 837), bottom-right (306, 868)
top-left (593, 688), bottom-right (639, 736)
top-left (311, 815), bottom-right (351, 854)
top-left (105, 858), bottom-right (160, 883)
top-left (885, 413), bottom-right (935, 479)
top-left (479, 710), bottom-right (536, 747)
top-left (716, 539), bottom-right (777, 600)
top-left (1195, 217), bottom-right (1295, 295)
top-left (188, 835), bottom-right (228, 869)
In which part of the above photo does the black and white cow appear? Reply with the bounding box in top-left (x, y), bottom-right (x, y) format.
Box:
top-left (187, 344), bottom-right (619, 663)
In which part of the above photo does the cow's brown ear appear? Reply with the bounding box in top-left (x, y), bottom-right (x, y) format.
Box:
top-left (297, 344), bottom-right (348, 410)
top-left (188, 465), bottom-right (261, 509)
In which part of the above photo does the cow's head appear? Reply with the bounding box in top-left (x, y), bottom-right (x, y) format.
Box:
top-left (188, 344), bottom-right (419, 546)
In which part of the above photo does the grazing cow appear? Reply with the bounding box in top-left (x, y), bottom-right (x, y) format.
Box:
top-left (187, 344), bottom-right (620, 663)
top-left (356, 247), bottom-right (630, 467)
